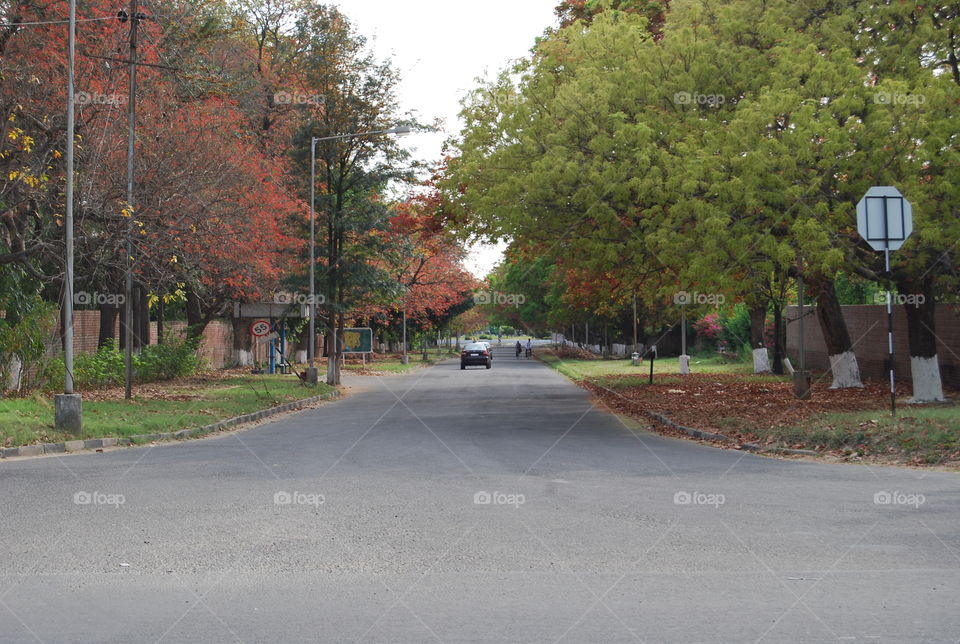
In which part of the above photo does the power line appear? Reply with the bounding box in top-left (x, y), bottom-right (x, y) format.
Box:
top-left (0, 15), bottom-right (115, 27)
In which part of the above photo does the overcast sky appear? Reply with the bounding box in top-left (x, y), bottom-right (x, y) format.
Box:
top-left (332, 0), bottom-right (560, 278)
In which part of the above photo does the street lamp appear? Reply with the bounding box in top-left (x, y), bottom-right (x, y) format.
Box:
top-left (54, 0), bottom-right (81, 433)
top-left (305, 125), bottom-right (411, 385)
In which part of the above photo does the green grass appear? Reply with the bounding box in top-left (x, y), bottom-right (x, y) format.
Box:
top-left (341, 352), bottom-right (446, 373)
top-left (538, 352), bottom-right (779, 382)
top-left (752, 407), bottom-right (960, 464)
top-left (0, 375), bottom-right (336, 447)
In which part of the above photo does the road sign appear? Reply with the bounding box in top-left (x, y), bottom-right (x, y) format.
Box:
top-left (342, 328), bottom-right (373, 353)
top-left (856, 185), bottom-right (913, 418)
top-left (856, 186), bottom-right (913, 251)
top-left (250, 319), bottom-right (272, 337)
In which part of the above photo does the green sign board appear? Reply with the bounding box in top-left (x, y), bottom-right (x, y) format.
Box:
top-left (341, 327), bottom-right (373, 353)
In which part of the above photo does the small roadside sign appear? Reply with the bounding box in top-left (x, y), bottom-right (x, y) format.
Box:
top-left (250, 319), bottom-right (272, 337)
top-left (855, 185), bottom-right (913, 418)
top-left (856, 186), bottom-right (913, 251)
top-left (342, 328), bottom-right (373, 353)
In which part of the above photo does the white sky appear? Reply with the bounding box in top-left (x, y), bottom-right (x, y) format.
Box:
top-left (333, 0), bottom-right (559, 279)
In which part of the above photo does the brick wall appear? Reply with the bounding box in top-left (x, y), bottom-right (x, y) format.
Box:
top-left (786, 304), bottom-right (960, 388)
top-left (43, 313), bottom-right (236, 368)
top-left (149, 320), bottom-right (234, 369)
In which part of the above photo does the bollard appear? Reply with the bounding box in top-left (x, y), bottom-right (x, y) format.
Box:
top-left (793, 370), bottom-right (812, 400)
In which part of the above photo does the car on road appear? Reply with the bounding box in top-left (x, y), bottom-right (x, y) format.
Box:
top-left (460, 342), bottom-right (492, 370)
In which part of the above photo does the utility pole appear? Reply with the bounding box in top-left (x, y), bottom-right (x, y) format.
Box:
top-left (54, 0), bottom-right (82, 433)
top-left (121, 1), bottom-right (144, 400)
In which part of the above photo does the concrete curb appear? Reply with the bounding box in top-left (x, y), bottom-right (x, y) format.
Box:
top-left (578, 378), bottom-right (818, 457)
top-left (643, 410), bottom-right (817, 456)
top-left (645, 411), bottom-right (732, 442)
top-left (1, 390), bottom-right (340, 460)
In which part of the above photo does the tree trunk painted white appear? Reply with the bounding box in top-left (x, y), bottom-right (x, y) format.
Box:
top-left (907, 355), bottom-right (945, 403)
top-left (679, 355), bottom-right (690, 374)
top-left (827, 351), bottom-right (863, 388)
top-left (235, 349), bottom-right (253, 367)
top-left (295, 349), bottom-right (306, 363)
top-left (6, 355), bottom-right (23, 391)
top-left (752, 347), bottom-right (770, 373)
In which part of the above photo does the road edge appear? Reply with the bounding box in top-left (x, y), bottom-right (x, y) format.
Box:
top-left (0, 389), bottom-right (340, 460)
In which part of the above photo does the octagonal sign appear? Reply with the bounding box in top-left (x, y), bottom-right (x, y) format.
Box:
top-left (856, 186), bottom-right (913, 252)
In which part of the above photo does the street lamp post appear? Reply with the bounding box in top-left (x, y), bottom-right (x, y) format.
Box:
top-left (306, 125), bottom-right (411, 386)
top-left (54, 0), bottom-right (82, 433)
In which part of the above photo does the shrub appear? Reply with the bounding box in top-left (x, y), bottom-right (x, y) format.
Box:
top-left (693, 313), bottom-right (722, 342)
top-left (718, 304), bottom-right (751, 350)
top-left (135, 337), bottom-right (200, 381)
top-left (39, 337), bottom-right (200, 390)
top-left (78, 346), bottom-right (126, 387)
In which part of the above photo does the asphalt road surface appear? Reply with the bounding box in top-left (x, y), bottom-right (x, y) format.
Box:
top-left (1, 346), bottom-right (958, 643)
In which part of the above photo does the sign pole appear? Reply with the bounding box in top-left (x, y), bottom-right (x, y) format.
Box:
top-left (882, 197), bottom-right (896, 417)
top-left (857, 186), bottom-right (911, 417)
top-left (885, 244), bottom-right (896, 417)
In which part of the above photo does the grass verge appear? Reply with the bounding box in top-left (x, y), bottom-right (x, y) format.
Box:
top-left (748, 408), bottom-right (960, 465)
top-left (538, 351), bottom-right (959, 466)
top-left (1, 374), bottom-right (336, 447)
top-left (538, 351), bottom-right (775, 381)
top-left (341, 352), bottom-right (451, 374)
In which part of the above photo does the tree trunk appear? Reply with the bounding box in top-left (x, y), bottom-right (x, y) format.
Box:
top-left (156, 299), bottom-right (164, 345)
top-left (295, 323), bottom-right (308, 363)
top-left (771, 305), bottom-right (784, 375)
top-left (185, 288), bottom-right (209, 340)
top-left (900, 278), bottom-right (944, 402)
top-left (134, 284), bottom-right (149, 350)
top-left (748, 302), bottom-right (770, 373)
top-left (232, 317), bottom-right (254, 367)
top-left (98, 303), bottom-right (118, 349)
top-left (813, 277), bottom-right (863, 388)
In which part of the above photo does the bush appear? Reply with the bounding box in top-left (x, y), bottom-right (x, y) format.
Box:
top-left (718, 304), bottom-right (751, 350)
top-left (693, 313), bottom-right (722, 346)
top-left (135, 338), bottom-right (200, 381)
top-left (40, 337), bottom-right (200, 390)
top-left (79, 346), bottom-right (127, 386)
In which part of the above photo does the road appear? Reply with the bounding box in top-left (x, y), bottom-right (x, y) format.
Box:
top-left (1, 346), bottom-right (958, 643)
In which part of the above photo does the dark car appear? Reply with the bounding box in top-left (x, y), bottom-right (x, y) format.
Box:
top-left (460, 342), bottom-right (492, 370)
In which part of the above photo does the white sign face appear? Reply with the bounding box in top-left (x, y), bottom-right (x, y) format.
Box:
top-left (250, 319), bottom-right (272, 337)
top-left (856, 186), bottom-right (913, 251)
